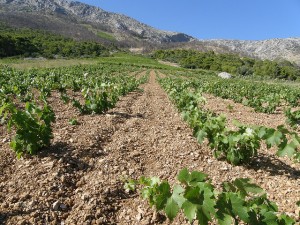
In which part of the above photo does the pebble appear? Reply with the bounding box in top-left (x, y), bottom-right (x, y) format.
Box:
top-left (136, 213), bottom-right (142, 221)
top-left (52, 200), bottom-right (60, 211)
top-left (60, 203), bottom-right (67, 209)
top-left (129, 169), bottom-right (135, 175)
top-left (81, 193), bottom-right (89, 201)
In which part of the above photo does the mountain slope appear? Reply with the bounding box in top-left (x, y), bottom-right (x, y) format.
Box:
top-left (200, 38), bottom-right (300, 64)
top-left (0, 0), bottom-right (299, 64)
top-left (174, 37), bottom-right (300, 65)
top-left (0, 0), bottom-right (194, 47)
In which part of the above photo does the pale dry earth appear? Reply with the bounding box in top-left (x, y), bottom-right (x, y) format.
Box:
top-left (0, 71), bottom-right (299, 224)
top-left (202, 93), bottom-right (286, 129)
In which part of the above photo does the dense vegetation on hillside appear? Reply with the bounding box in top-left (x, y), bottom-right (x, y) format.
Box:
top-left (0, 24), bottom-right (110, 58)
top-left (153, 49), bottom-right (300, 80)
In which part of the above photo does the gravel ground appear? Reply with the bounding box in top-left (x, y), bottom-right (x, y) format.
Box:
top-left (0, 71), bottom-right (299, 224)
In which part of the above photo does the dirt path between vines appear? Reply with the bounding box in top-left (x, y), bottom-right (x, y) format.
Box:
top-left (0, 71), bottom-right (299, 224)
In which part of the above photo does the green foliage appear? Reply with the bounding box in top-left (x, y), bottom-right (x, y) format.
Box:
top-left (0, 24), bottom-right (110, 58)
top-left (159, 76), bottom-right (300, 164)
top-left (72, 85), bottom-right (118, 114)
top-left (68, 118), bottom-right (79, 125)
top-left (0, 63), bottom-right (148, 158)
top-left (153, 49), bottom-right (300, 81)
top-left (285, 108), bottom-right (300, 129)
top-left (170, 69), bottom-right (300, 113)
top-left (97, 31), bottom-right (116, 41)
top-left (160, 77), bottom-right (261, 165)
top-left (258, 126), bottom-right (300, 161)
top-left (70, 76), bottom-right (142, 115)
top-left (0, 102), bottom-right (55, 158)
top-left (127, 168), bottom-right (296, 224)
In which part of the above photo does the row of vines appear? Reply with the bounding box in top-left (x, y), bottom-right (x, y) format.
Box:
top-left (125, 71), bottom-right (300, 225)
top-left (0, 64), bottom-right (149, 157)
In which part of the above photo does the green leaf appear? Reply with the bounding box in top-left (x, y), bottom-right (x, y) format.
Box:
top-left (182, 201), bottom-right (197, 223)
top-left (233, 178), bottom-right (264, 198)
top-left (141, 188), bottom-right (151, 200)
top-left (256, 126), bottom-right (266, 138)
top-left (190, 171), bottom-right (208, 184)
top-left (184, 186), bottom-right (201, 202)
top-left (196, 208), bottom-right (210, 225)
top-left (178, 168), bottom-right (190, 184)
top-left (150, 177), bottom-right (160, 186)
top-left (172, 185), bottom-right (185, 208)
top-left (123, 179), bottom-right (136, 192)
top-left (217, 213), bottom-right (233, 225)
top-left (277, 138), bottom-right (299, 158)
top-left (197, 130), bottom-right (207, 143)
top-left (165, 197), bottom-right (180, 221)
top-left (266, 130), bottom-right (283, 147)
top-left (155, 182), bottom-right (171, 210)
top-left (228, 193), bottom-right (250, 223)
top-left (261, 211), bottom-right (279, 225)
top-left (278, 214), bottom-right (296, 225)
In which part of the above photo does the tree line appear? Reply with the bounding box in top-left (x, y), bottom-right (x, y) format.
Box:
top-left (153, 49), bottom-right (300, 80)
top-left (0, 24), bottom-right (110, 58)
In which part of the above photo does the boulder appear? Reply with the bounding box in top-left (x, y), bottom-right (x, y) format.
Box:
top-left (218, 72), bottom-right (232, 79)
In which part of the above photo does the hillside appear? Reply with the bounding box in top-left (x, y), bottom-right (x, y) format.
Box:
top-left (153, 49), bottom-right (300, 80)
top-left (0, 0), bottom-right (194, 48)
top-left (0, 0), bottom-right (300, 64)
top-left (200, 38), bottom-right (300, 65)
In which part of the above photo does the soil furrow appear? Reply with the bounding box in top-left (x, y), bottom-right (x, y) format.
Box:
top-left (0, 70), bottom-right (299, 225)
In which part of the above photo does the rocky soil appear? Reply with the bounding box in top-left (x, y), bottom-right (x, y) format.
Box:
top-left (0, 71), bottom-right (299, 224)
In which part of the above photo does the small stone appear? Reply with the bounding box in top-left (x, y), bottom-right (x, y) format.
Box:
top-left (81, 193), bottom-right (89, 201)
top-left (129, 169), bottom-right (134, 175)
top-left (220, 167), bottom-right (228, 171)
top-left (43, 161), bottom-right (54, 169)
top-left (136, 213), bottom-right (142, 221)
top-left (52, 200), bottom-right (60, 211)
top-left (60, 204), bottom-right (67, 209)
top-left (131, 151), bottom-right (140, 157)
top-left (121, 171), bottom-right (128, 176)
top-left (151, 211), bottom-right (158, 222)
top-left (84, 214), bottom-right (92, 221)
top-left (137, 207), bottom-right (143, 214)
top-left (2, 202), bottom-right (9, 208)
top-left (61, 176), bottom-right (67, 183)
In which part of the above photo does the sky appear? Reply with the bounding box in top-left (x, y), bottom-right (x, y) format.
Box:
top-left (79, 0), bottom-right (300, 41)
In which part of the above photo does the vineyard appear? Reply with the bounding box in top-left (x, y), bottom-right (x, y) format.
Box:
top-left (0, 58), bottom-right (299, 224)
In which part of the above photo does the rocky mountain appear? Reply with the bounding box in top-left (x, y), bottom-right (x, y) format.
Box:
top-left (0, 0), bottom-right (194, 47)
top-left (200, 38), bottom-right (300, 65)
top-left (0, 0), bottom-right (299, 64)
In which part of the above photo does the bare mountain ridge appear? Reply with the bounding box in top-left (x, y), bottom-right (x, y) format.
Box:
top-left (0, 0), bottom-right (300, 64)
top-left (199, 38), bottom-right (300, 64)
top-left (0, 0), bottom-right (194, 45)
